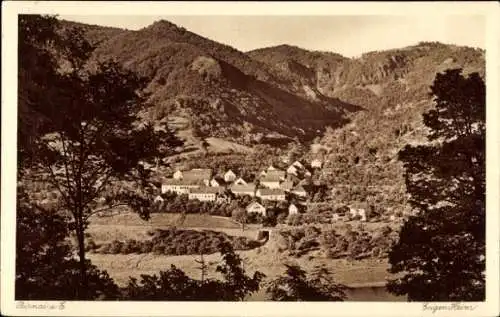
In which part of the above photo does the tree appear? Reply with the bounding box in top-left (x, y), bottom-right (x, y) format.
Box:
top-left (124, 242), bottom-right (264, 301)
top-left (266, 264), bottom-right (346, 301)
top-left (18, 15), bottom-right (183, 298)
top-left (232, 207), bottom-right (247, 231)
top-left (16, 188), bottom-right (119, 300)
top-left (387, 69), bottom-right (485, 301)
top-left (213, 242), bottom-right (266, 300)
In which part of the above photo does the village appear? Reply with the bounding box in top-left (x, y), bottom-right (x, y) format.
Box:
top-left (154, 158), bottom-right (368, 221)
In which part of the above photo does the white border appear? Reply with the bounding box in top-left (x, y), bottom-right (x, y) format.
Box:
top-left (2, 2), bottom-right (499, 317)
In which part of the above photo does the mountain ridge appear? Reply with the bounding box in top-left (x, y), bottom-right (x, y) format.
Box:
top-left (57, 19), bottom-right (484, 158)
top-left (62, 19), bottom-right (361, 148)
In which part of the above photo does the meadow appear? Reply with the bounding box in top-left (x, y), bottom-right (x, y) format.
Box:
top-left (87, 212), bottom-right (403, 301)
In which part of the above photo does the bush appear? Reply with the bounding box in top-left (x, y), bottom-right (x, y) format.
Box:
top-left (140, 241), bottom-right (153, 253)
top-left (96, 228), bottom-right (263, 256)
top-left (85, 239), bottom-right (98, 252)
top-left (262, 215), bottom-right (277, 227)
top-left (152, 244), bottom-right (165, 255)
top-left (109, 240), bottom-right (124, 254)
top-left (287, 214), bottom-right (302, 226)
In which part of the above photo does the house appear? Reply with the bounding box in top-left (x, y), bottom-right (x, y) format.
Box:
top-left (173, 170), bottom-right (183, 180)
top-left (233, 177), bottom-right (248, 185)
top-left (210, 176), bottom-right (225, 187)
top-left (292, 160), bottom-right (305, 169)
top-left (291, 185), bottom-right (307, 197)
top-left (349, 207), bottom-right (367, 221)
top-left (230, 183), bottom-right (256, 197)
top-left (161, 178), bottom-right (200, 195)
top-left (266, 170), bottom-right (286, 180)
top-left (246, 202), bottom-right (266, 216)
top-left (260, 175), bottom-right (281, 189)
top-left (280, 180), bottom-right (294, 191)
top-left (154, 195), bottom-right (164, 204)
top-left (188, 187), bottom-right (224, 202)
top-left (224, 170), bottom-right (237, 183)
top-left (286, 165), bottom-right (299, 176)
top-left (183, 168), bottom-right (213, 186)
top-left (311, 159), bottom-right (323, 169)
top-left (304, 170), bottom-right (312, 177)
top-left (288, 203), bottom-right (299, 215)
top-left (281, 155), bottom-right (291, 164)
top-left (257, 188), bottom-right (286, 201)
top-left (267, 165), bottom-right (277, 171)
top-left (286, 173), bottom-right (300, 184)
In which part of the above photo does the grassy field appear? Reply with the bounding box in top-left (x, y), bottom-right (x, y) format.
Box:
top-left (88, 212), bottom-right (250, 243)
top-left (87, 211), bottom-right (404, 301)
top-left (205, 137), bottom-right (254, 154)
top-left (90, 212), bottom-right (241, 228)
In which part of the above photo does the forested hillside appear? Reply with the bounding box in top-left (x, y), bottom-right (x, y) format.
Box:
top-left (60, 20), bottom-right (357, 147)
top-left (249, 42), bottom-right (485, 213)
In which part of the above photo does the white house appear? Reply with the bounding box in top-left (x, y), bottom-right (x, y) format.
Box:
top-left (154, 195), bottom-right (164, 204)
top-left (173, 170), bottom-right (183, 180)
top-left (280, 180), bottom-right (294, 191)
top-left (349, 207), bottom-right (367, 221)
top-left (311, 159), bottom-right (323, 169)
top-left (230, 184), bottom-right (256, 197)
top-left (288, 203), bottom-right (299, 215)
top-left (224, 170), bottom-right (237, 183)
top-left (260, 175), bottom-right (281, 189)
top-left (188, 187), bottom-right (224, 202)
top-left (257, 188), bottom-right (286, 201)
top-left (162, 179), bottom-right (200, 195)
top-left (292, 161), bottom-right (305, 169)
top-left (286, 165), bottom-right (299, 176)
top-left (246, 202), bottom-right (266, 216)
top-left (210, 178), bottom-right (223, 187)
top-left (266, 170), bottom-right (286, 181)
top-left (233, 177), bottom-right (247, 185)
top-left (291, 185), bottom-right (307, 197)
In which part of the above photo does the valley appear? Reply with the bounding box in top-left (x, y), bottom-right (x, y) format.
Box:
top-left (17, 15), bottom-right (485, 302)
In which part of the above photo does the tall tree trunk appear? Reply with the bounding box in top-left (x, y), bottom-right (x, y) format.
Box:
top-left (76, 220), bottom-right (88, 299)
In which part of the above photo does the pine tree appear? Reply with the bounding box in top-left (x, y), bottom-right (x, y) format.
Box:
top-left (387, 69), bottom-right (485, 301)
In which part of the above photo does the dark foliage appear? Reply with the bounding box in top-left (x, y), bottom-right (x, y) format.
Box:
top-left (94, 229), bottom-right (261, 256)
top-left (266, 264), bottom-right (346, 301)
top-left (387, 69), bottom-right (485, 301)
top-left (18, 14), bottom-right (183, 298)
top-left (123, 242), bottom-right (265, 301)
top-left (16, 189), bottom-right (119, 300)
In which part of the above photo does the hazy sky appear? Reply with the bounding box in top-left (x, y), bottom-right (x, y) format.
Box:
top-left (58, 15), bottom-right (485, 57)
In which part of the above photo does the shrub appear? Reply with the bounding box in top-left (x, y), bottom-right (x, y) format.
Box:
top-left (287, 214), bottom-right (302, 226)
top-left (175, 245), bottom-right (187, 255)
top-left (109, 240), bottom-right (124, 254)
top-left (152, 244), bottom-right (165, 255)
top-left (85, 239), bottom-right (98, 252)
top-left (140, 241), bottom-right (153, 253)
top-left (276, 212), bottom-right (288, 224)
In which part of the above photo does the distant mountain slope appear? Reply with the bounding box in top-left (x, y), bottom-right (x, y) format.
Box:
top-left (63, 20), bottom-right (357, 147)
top-left (248, 42), bottom-right (485, 212)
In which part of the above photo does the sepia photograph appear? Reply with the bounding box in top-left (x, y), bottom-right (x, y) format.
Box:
top-left (1, 1), bottom-right (499, 317)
